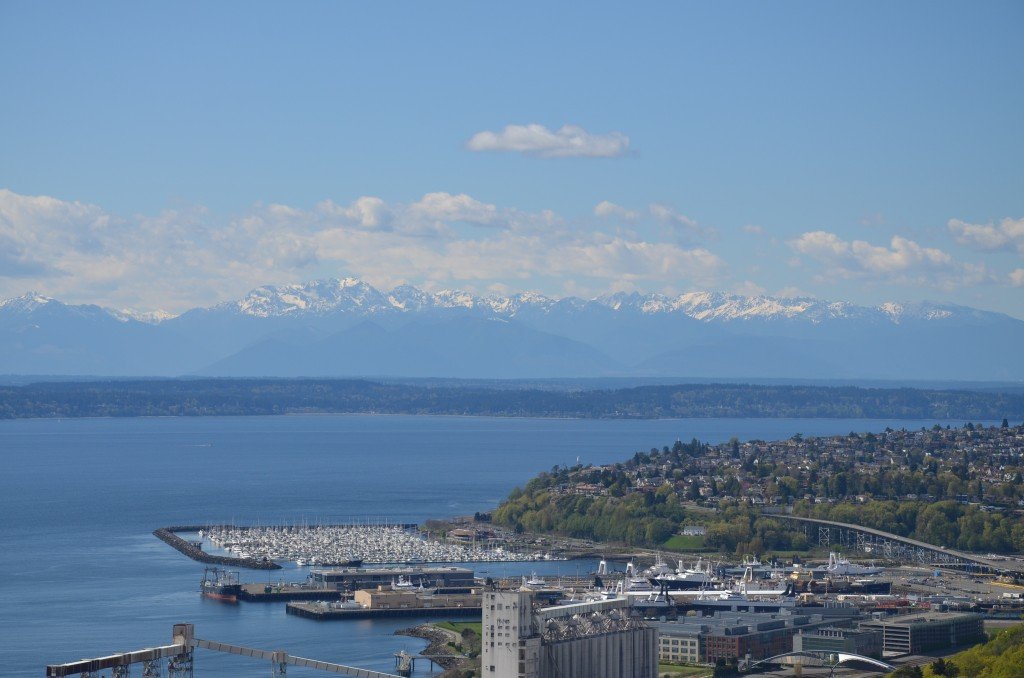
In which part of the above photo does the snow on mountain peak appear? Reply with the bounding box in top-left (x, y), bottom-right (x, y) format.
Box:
top-left (0, 292), bottom-right (55, 313)
top-left (108, 308), bottom-right (177, 324)
top-left (880, 302), bottom-right (905, 323)
top-left (432, 289), bottom-right (477, 309)
top-left (387, 285), bottom-right (431, 311)
top-left (187, 277), bottom-right (997, 325)
top-left (234, 279), bottom-right (391, 317)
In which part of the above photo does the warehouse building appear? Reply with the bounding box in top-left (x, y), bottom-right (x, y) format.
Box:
top-left (308, 565), bottom-right (474, 590)
top-left (353, 587), bottom-right (480, 610)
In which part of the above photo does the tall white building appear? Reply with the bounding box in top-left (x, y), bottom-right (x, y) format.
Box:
top-left (482, 591), bottom-right (658, 678)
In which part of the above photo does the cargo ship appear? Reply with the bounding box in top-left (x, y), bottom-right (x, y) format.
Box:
top-left (200, 567), bottom-right (242, 602)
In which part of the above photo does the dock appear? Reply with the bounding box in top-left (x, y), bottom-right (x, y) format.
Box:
top-left (240, 583), bottom-right (338, 602)
top-left (286, 586), bottom-right (482, 620)
top-left (238, 565), bottom-right (477, 602)
top-left (287, 602), bottom-right (481, 620)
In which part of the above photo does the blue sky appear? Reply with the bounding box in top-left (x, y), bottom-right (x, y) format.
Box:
top-left (1, 1), bottom-right (1022, 316)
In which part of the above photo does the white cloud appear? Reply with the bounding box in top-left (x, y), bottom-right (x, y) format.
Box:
top-left (742, 224), bottom-right (765, 235)
top-left (316, 196), bottom-right (391, 229)
top-left (0, 188), bottom-right (728, 311)
top-left (948, 217), bottom-right (1024, 254)
top-left (775, 286), bottom-right (812, 299)
top-left (789, 230), bottom-right (988, 289)
top-left (1010, 269), bottom-right (1024, 287)
top-left (408, 192), bottom-right (499, 226)
top-left (649, 203), bottom-right (716, 242)
top-left (551, 236), bottom-right (726, 286)
top-left (466, 124), bottom-right (629, 158)
top-left (593, 201), bottom-right (639, 221)
top-left (732, 280), bottom-right (767, 297)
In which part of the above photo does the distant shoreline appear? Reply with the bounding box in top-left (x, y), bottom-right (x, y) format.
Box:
top-left (0, 378), bottom-right (1020, 422)
top-left (0, 411), bottom-right (1006, 426)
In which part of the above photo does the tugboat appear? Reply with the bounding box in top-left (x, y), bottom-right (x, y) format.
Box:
top-left (200, 567), bottom-right (242, 603)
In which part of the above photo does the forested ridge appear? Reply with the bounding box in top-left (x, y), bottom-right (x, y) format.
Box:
top-left (0, 378), bottom-right (1021, 420)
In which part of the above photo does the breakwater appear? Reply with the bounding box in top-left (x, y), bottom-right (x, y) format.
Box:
top-left (395, 625), bottom-right (467, 670)
top-left (153, 526), bottom-right (282, 570)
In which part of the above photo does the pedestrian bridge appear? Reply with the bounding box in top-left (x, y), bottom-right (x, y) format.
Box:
top-left (751, 650), bottom-right (894, 673)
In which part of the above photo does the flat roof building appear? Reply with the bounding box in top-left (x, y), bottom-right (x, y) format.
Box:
top-left (793, 626), bottom-right (883, 658)
top-left (353, 588), bottom-right (480, 610)
top-left (308, 566), bottom-right (474, 590)
top-left (858, 612), bottom-right (984, 655)
top-left (651, 611), bottom-right (845, 666)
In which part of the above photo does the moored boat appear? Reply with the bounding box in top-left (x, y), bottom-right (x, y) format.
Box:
top-left (200, 567), bottom-right (242, 603)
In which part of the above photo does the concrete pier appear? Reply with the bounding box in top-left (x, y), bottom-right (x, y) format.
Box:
top-left (287, 602), bottom-right (481, 620)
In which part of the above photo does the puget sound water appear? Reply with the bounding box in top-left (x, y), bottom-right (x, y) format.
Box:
top-left (0, 414), bottom-right (987, 676)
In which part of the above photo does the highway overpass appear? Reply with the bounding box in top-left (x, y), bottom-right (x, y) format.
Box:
top-left (764, 513), bottom-right (1024, 577)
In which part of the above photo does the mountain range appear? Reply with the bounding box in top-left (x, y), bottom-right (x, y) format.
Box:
top-left (1, 278), bottom-right (1021, 380)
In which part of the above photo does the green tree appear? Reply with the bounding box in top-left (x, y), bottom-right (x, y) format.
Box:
top-left (929, 657), bottom-right (956, 676)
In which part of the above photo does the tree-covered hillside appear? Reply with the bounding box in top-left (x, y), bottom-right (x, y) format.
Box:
top-left (492, 425), bottom-right (1024, 554)
top-left (889, 623), bottom-right (1024, 677)
top-left (0, 379), bottom-right (1022, 420)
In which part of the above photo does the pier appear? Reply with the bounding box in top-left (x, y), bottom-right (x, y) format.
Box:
top-left (288, 602), bottom-right (482, 620)
top-left (238, 582), bottom-right (335, 602)
top-left (233, 564), bottom-right (477, 602)
top-left (287, 586), bottom-right (482, 620)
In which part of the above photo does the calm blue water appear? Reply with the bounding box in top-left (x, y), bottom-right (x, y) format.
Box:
top-left (0, 414), bottom-right (985, 676)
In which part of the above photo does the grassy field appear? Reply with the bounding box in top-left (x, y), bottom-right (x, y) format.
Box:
top-left (433, 621), bottom-right (482, 635)
top-left (662, 535), bottom-right (708, 551)
top-left (657, 664), bottom-right (712, 676)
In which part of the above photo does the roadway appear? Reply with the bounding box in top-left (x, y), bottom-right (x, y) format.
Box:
top-left (766, 514), bottom-right (1024, 576)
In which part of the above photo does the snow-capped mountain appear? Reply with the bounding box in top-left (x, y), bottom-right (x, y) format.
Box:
top-left (197, 278), bottom-right (1002, 326)
top-left (0, 278), bottom-right (1021, 380)
top-left (0, 292), bottom-right (57, 314)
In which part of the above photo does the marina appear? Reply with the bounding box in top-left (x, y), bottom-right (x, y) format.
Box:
top-left (200, 523), bottom-right (541, 565)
